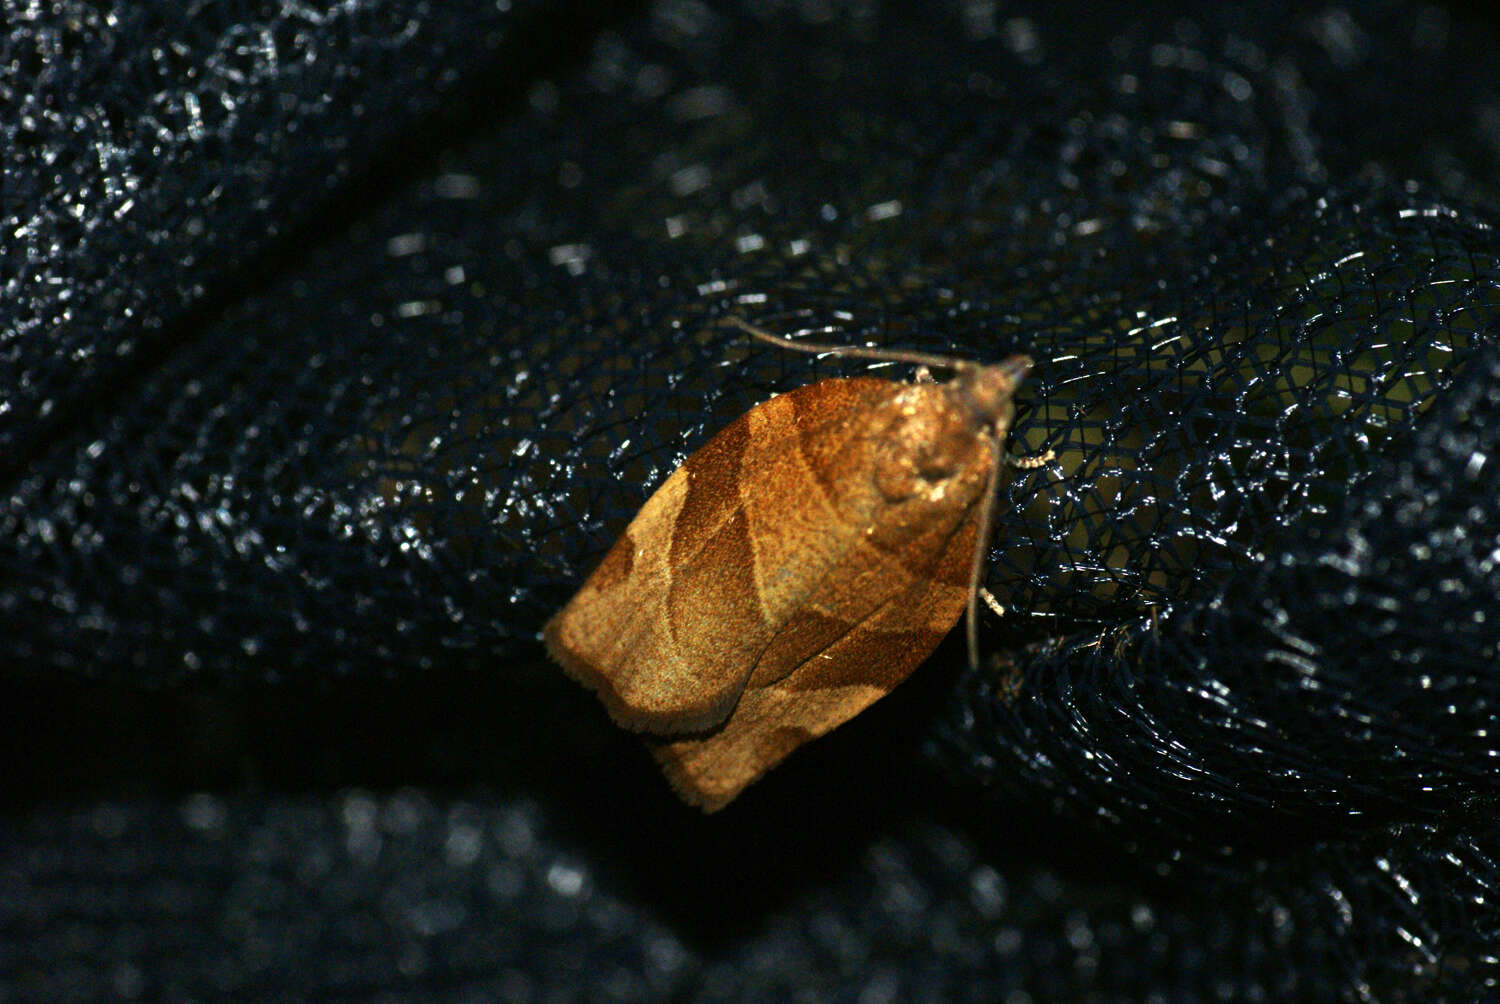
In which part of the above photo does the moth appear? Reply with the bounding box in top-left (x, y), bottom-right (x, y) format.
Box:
top-left (544, 318), bottom-right (1034, 811)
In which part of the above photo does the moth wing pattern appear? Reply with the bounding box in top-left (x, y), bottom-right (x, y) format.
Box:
top-left (651, 510), bottom-right (977, 810)
top-left (543, 378), bottom-right (904, 735)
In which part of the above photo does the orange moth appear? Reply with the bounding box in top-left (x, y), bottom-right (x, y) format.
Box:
top-left (544, 318), bottom-right (1034, 811)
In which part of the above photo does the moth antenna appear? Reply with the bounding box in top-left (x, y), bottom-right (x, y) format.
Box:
top-left (723, 316), bottom-right (977, 372)
top-left (965, 429), bottom-right (1007, 673)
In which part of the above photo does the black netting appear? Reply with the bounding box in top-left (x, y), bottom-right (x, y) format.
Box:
top-left (3, 0), bottom-right (1499, 1000)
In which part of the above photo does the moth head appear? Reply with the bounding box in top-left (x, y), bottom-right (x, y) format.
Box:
top-left (951, 355), bottom-right (1032, 433)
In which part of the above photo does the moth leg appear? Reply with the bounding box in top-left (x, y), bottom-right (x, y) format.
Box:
top-left (1116, 604), bottom-right (1162, 657)
top-left (978, 586), bottom-right (1006, 618)
top-left (1008, 447), bottom-right (1055, 469)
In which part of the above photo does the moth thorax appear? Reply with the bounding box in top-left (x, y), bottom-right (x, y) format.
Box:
top-left (874, 393), bottom-right (977, 500)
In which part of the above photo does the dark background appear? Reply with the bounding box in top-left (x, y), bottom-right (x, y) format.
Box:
top-left (3, 1), bottom-right (1499, 999)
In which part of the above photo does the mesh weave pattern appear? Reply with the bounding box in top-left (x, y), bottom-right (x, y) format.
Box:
top-left (3, 0), bottom-right (1499, 999)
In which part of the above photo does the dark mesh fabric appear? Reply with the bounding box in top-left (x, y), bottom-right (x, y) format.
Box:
top-left (3, 0), bottom-right (1499, 1000)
